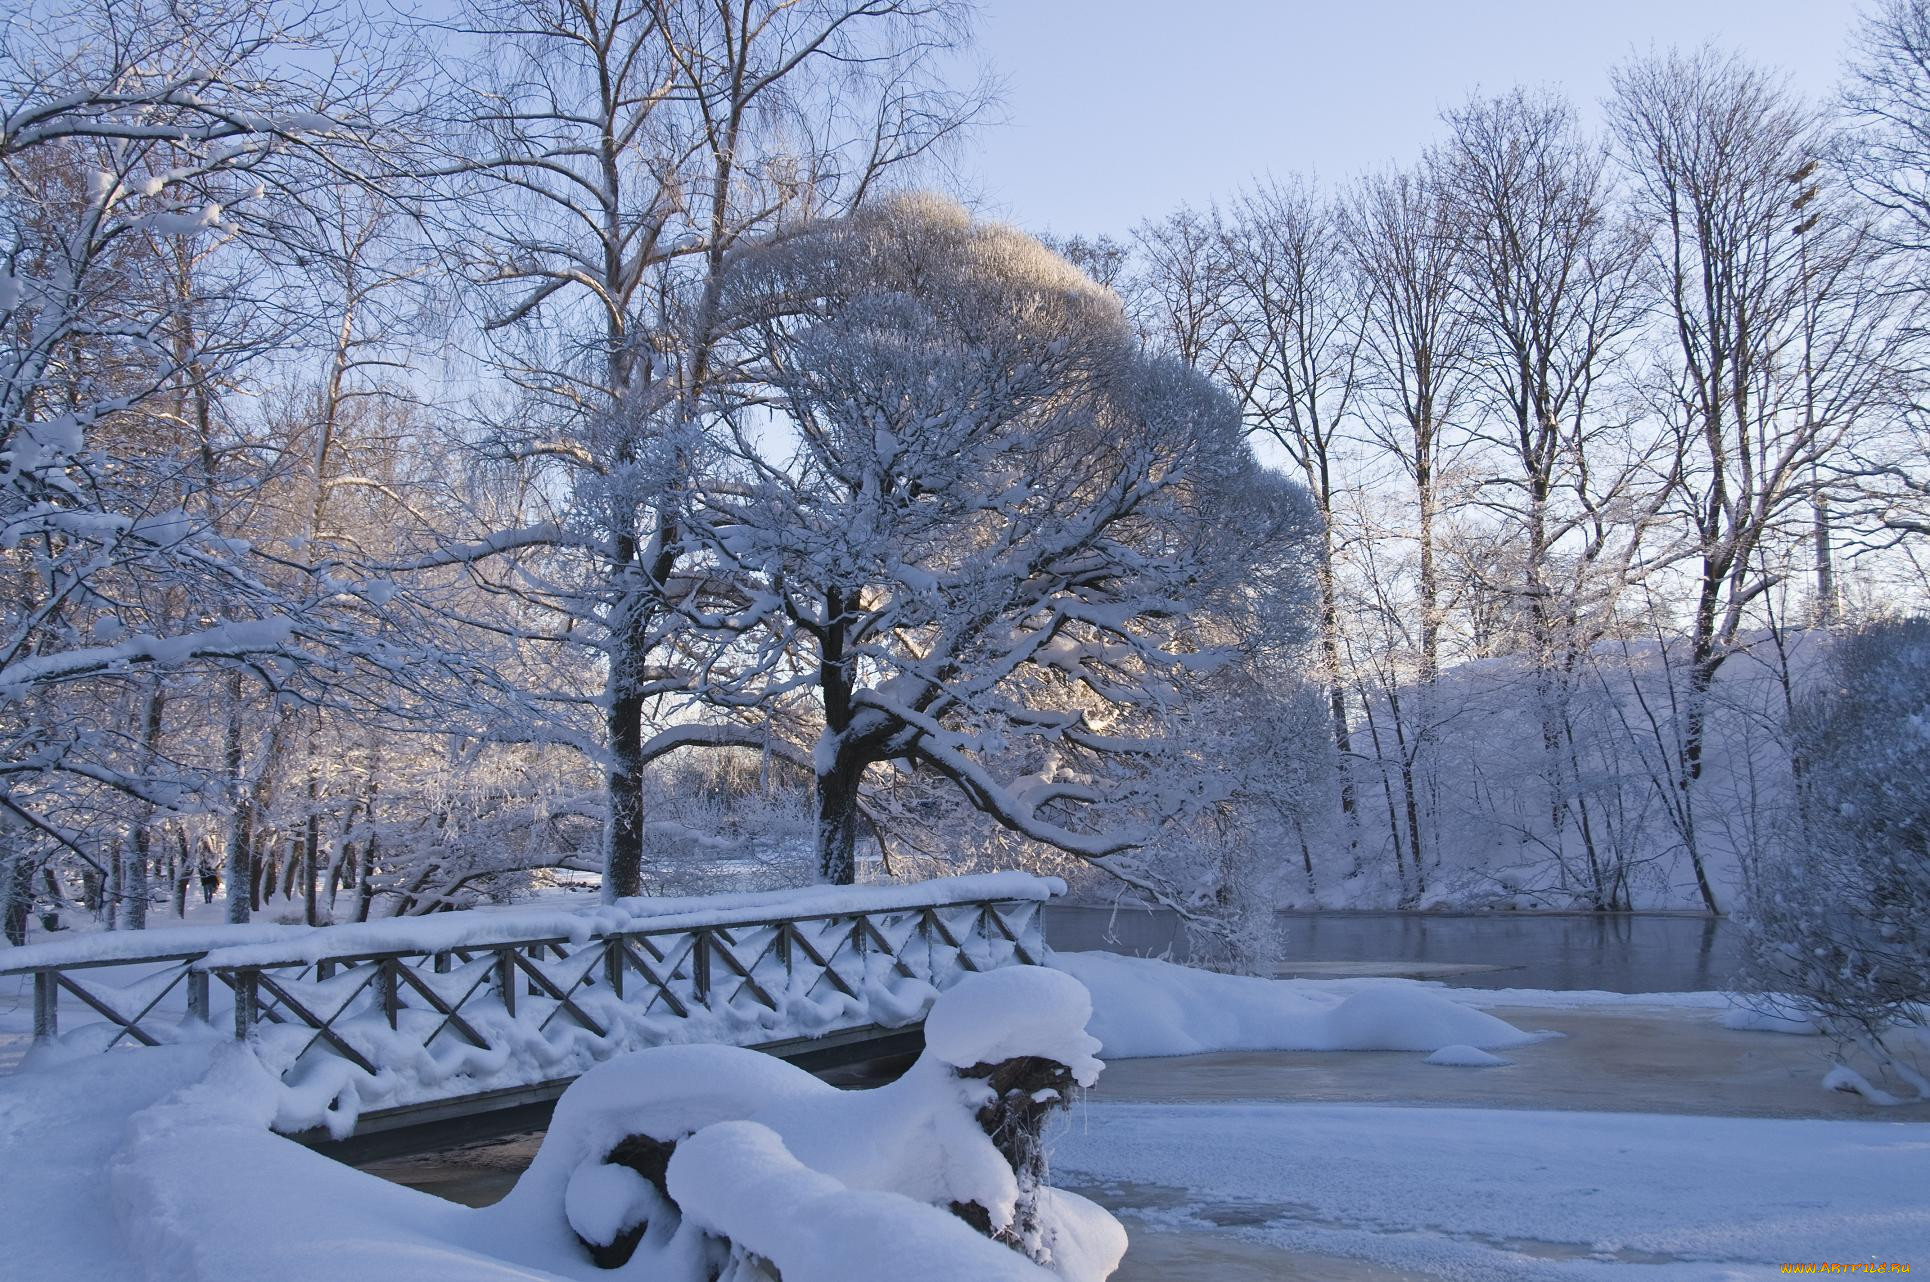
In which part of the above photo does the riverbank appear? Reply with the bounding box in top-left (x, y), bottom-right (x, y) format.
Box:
top-left (359, 997), bottom-right (1930, 1279)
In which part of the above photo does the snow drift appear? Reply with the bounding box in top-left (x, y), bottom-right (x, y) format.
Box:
top-left (1054, 950), bottom-right (1539, 1058)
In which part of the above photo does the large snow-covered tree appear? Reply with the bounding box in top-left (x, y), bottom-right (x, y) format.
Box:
top-left (685, 195), bottom-right (1312, 883)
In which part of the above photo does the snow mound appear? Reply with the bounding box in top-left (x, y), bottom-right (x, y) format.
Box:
top-left (1324, 986), bottom-right (1535, 1054)
top-left (668, 1119), bottom-right (1056, 1282)
top-left (923, 965), bottom-right (1103, 1085)
top-left (564, 1160), bottom-right (659, 1247)
top-left (1823, 1064), bottom-right (1906, 1106)
top-left (1054, 951), bottom-right (1537, 1058)
top-left (85, 970), bottom-right (1124, 1282)
top-left (473, 966), bottom-right (1122, 1281)
top-left (1424, 1044), bottom-right (1513, 1067)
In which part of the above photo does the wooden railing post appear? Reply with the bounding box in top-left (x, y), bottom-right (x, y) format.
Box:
top-left (378, 960), bottom-right (399, 1029)
top-left (494, 949), bottom-right (516, 1017)
top-left (32, 971), bottom-right (56, 1042)
top-left (603, 937), bottom-right (625, 998)
top-left (692, 931), bottom-right (711, 1005)
top-left (186, 970), bottom-right (210, 1025)
top-left (232, 970), bottom-right (258, 1040)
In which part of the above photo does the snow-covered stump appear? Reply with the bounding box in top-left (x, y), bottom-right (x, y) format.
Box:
top-left (572, 1131), bottom-right (678, 1268)
top-left (534, 966), bottom-right (1119, 1282)
top-left (946, 1054), bottom-right (1078, 1254)
top-left (921, 968), bottom-right (1102, 1261)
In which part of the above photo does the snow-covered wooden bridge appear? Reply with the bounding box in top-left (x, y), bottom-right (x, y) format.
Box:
top-left (0, 874), bottom-right (1055, 1151)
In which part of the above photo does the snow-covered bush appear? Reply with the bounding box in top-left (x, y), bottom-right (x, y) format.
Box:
top-left (1742, 617), bottom-right (1930, 1097)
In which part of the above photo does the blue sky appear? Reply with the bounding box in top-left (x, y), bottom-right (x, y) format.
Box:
top-left (959, 0), bottom-right (1867, 239)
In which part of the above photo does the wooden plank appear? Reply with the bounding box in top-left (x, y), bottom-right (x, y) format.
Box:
top-left (983, 902), bottom-right (1044, 966)
top-left (707, 932), bottom-right (779, 1010)
top-left (614, 939), bottom-right (690, 1018)
top-left (390, 961), bottom-right (492, 1051)
top-left (923, 907), bottom-right (983, 973)
top-left (509, 949), bottom-right (607, 1038)
top-left (858, 915), bottom-right (919, 980)
top-left (53, 972), bottom-right (160, 1047)
top-left (292, 1021), bottom-right (928, 1154)
top-left (253, 971), bottom-right (382, 1075)
top-left (100, 966), bottom-right (192, 1051)
top-left (784, 923), bottom-right (860, 1000)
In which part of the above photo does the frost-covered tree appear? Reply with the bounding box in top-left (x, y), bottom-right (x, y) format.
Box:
top-left (690, 196), bottom-right (1309, 884)
top-left (1742, 617), bottom-right (1930, 1098)
top-left (1611, 49), bottom-right (1912, 910)
top-left (410, 0), bottom-right (980, 900)
top-left (0, 0), bottom-right (424, 938)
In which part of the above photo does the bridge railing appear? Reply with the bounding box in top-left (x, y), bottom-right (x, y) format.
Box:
top-left (0, 874), bottom-right (1057, 1104)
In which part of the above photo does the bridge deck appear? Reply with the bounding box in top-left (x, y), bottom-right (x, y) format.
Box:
top-left (303, 1021), bottom-right (928, 1164)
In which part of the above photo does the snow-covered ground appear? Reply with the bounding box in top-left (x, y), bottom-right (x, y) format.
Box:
top-left (4, 967), bottom-right (1124, 1282)
top-left (3, 940), bottom-right (1925, 1281)
top-left (1051, 1100), bottom-right (1930, 1280)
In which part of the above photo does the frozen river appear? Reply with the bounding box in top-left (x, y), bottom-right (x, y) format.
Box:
top-left (1045, 905), bottom-right (1741, 993)
top-left (363, 999), bottom-right (1925, 1281)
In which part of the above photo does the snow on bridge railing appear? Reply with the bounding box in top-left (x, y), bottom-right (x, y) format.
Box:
top-left (0, 874), bottom-right (1059, 1125)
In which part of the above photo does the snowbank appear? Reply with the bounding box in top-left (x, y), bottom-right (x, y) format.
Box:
top-left (474, 965), bottom-right (1123, 1281)
top-left (1054, 951), bottom-right (1539, 1058)
top-left (1719, 1003), bottom-right (1821, 1035)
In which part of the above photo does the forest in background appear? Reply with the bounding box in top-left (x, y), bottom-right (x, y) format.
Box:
top-left (3, 0), bottom-right (1929, 959)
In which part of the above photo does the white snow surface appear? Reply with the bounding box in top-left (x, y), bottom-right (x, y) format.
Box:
top-left (1048, 1101), bottom-right (1930, 1280)
top-left (1055, 951), bottom-right (1540, 1058)
top-left (923, 963), bottom-right (1103, 1084)
top-left (1423, 1044), bottom-right (1514, 1067)
top-left (1718, 1002), bottom-right (1821, 1035)
top-left (2, 965), bottom-right (1123, 1282)
top-left (667, 1119), bottom-right (1056, 1282)
top-left (562, 1161), bottom-right (657, 1247)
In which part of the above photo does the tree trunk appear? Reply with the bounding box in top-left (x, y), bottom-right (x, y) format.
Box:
top-left (124, 679), bottom-right (167, 931)
top-left (1317, 561), bottom-right (1357, 831)
top-left (104, 837), bottom-right (122, 930)
top-left (816, 752), bottom-right (863, 885)
top-left (2, 846), bottom-right (33, 947)
top-left (603, 591), bottom-right (649, 902)
top-left (122, 836), bottom-right (147, 931)
top-left (221, 673), bottom-right (251, 923)
top-left (303, 764), bottom-right (321, 926)
top-left (815, 589), bottom-right (863, 885)
top-left (172, 829), bottom-right (190, 919)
